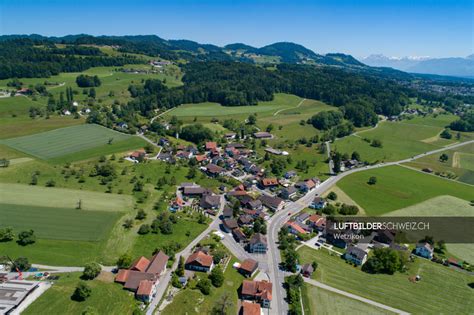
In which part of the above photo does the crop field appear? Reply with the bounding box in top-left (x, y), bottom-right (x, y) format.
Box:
top-left (0, 203), bottom-right (120, 241)
top-left (385, 195), bottom-right (474, 217)
top-left (298, 247), bottom-right (474, 314)
top-left (332, 119), bottom-right (457, 163)
top-left (0, 124), bottom-right (140, 160)
top-left (303, 284), bottom-right (393, 315)
top-left (337, 165), bottom-right (474, 215)
top-left (0, 115), bottom-right (84, 139)
top-left (0, 183), bottom-right (133, 211)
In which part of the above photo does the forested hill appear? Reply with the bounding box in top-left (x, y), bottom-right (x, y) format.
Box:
top-left (0, 34), bottom-right (367, 67)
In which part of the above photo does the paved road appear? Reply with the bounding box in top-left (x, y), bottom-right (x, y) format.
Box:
top-left (303, 278), bottom-right (410, 315)
top-left (266, 139), bottom-right (474, 315)
top-left (146, 195), bottom-right (226, 315)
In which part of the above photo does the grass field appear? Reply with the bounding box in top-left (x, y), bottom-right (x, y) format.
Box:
top-left (0, 183), bottom-right (133, 211)
top-left (166, 93), bottom-right (303, 119)
top-left (332, 116), bottom-right (468, 163)
top-left (0, 124), bottom-right (138, 160)
top-left (161, 257), bottom-right (245, 315)
top-left (303, 284), bottom-right (394, 315)
top-left (23, 272), bottom-right (138, 315)
top-left (404, 142), bottom-right (474, 185)
top-left (298, 247), bottom-right (474, 314)
top-left (0, 115), bottom-right (84, 139)
top-left (0, 203), bottom-right (120, 241)
top-left (385, 195), bottom-right (474, 217)
top-left (337, 165), bottom-right (474, 215)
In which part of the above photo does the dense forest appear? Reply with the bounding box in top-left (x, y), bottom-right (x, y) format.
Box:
top-left (0, 39), bottom-right (143, 79)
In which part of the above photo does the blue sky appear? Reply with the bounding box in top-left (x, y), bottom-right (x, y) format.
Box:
top-left (0, 0), bottom-right (472, 58)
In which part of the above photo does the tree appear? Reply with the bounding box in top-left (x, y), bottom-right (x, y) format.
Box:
top-left (371, 139), bottom-right (383, 148)
top-left (332, 151), bottom-right (342, 173)
top-left (76, 75), bottom-right (101, 88)
top-left (439, 153), bottom-right (449, 162)
top-left (187, 167), bottom-right (197, 179)
top-left (197, 278), bottom-right (212, 295)
top-left (327, 191), bottom-right (338, 201)
top-left (311, 261), bottom-right (318, 271)
top-left (123, 219), bottom-right (134, 229)
top-left (0, 158), bottom-right (10, 168)
top-left (116, 253), bottom-right (132, 269)
top-left (72, 281), bottom-right (92, 301)
top-left (247, 114), bottom-right (257, 125)
top-left (362, 248), bottom-right (405, 274)
top-left (135, 209), bottom-right (147, 220)
top-left (175, 256), bottom-right (185, 277)
top-left (209, 266), bottom-right (224, 287)
top-left (310, 111), bottom-right (343, 130)
top-left (283, 248), bottom-right (299, 272)
top-left (440, 129), bottom-right (452, 139)
top-left (211, 293), bottom-right (233, 315)
top-left (138, 224), bottom-right (151, 235)
top-left (368, 176), bottom-right (377, 185)
top-left (45, 179), bottom-right (56, 187)
top-left (17, 230), bottom-right (36, 246)
top-left (180, 123), bottom-right (213, 144)
top-left (82, 262), bottom-right (101, 280)
top-left (435, 240), bottom-right (446, 254)
top-left (351, 151), bottom-right (360, 161)
top-left (13, 257), bottom-right (30, 271)
top-left (30, 174), bottom-right (38, 185)
top-left (0, 227), bottom-right (15, 242)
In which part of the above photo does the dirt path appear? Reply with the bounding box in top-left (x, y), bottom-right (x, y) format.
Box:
top-left (452, 151), bottom-right (461, 168)
top-left (273, 98), bottom-right (306, 116)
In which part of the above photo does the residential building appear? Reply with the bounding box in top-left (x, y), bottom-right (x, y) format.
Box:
top-left (344, 245), bottom-right (368, 265)
top-left (232, 228), bottom-right (247, 244)
top-left (239, 259), bottom-right (259, 277)
top-left (248, 233), bottom-right (267, 254)
top-left (279, 186), bottom-right (298, 200)
top-left (253, 132), bottom-right (273, 139)
top-left (200, 194), bottom-right (221, 209)
top-left (258, 195), bottom-right (284, 211)
top-left (309, 197), bottom-right (327, 210)
top-left (300, 264), bottom-right (314, 277)
top-left (222, 218), bottom-right (239, 232)
top-left (415, 242), bottom-right (434, 259)
top-left (240, 301), bottom-right (262, 315)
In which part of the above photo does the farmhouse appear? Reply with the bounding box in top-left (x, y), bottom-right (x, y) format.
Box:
top-left (185, 250), bottom-right (214, 272)
top-left (241, 280), bottom-right (273, 308)
top-left (248, 233), bottom-right (268, 254)
top-left (115, 251), bottom-right (169, 300)
top-left (129, 149), bottom-right (146, 162)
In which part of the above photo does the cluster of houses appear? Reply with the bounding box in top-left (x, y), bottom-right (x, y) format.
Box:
top-left (115, 251), bottom-right (169, 302)
top-left (171, 183), bottom-right (222, 215)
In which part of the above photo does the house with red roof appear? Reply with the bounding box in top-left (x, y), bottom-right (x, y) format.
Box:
top-left (285, 221), bottom-right (309, 235)
top-left (185, 250), bottom-right (214, 272)
top-left (241, 280), bottom-right (273, 308)
top-left (115, 251), bottom-right (169, 301)
top-left (240, 301), bottom-right (262, 315)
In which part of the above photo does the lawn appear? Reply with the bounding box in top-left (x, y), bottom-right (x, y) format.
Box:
top-left (0, 203), bottom-right (120, 241)
top-left (161, 257), bottom-right (245, 315)
top-left (0, 183), bottom-right (133, 211)
top-left (0, 124), bottom-right (139, 160)
top-left (337, 165), bottom-right (474, 215)
top-left (303, 284), bottom-right (394, 315)
top-left (298, 247), bottom-right (474, 314)
top-left (23, 272), bottom-right (138, 315)
top-left (385, 195), bottom-right (474, 217)
top-left (332, 119), bottom-right (459, 163)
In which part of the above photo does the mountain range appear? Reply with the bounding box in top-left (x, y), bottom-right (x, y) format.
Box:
top-left (2, 34), bottom-right (472, 80)
top-left (361, 54), bottom-right (474, 78)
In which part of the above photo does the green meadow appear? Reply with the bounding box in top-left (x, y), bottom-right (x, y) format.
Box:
top-left (337, 165), bottom-right (473, 215)
top-left (1, 124), bottom-right (145, 161)
top-left (332, 116), bottom-right (468, 163)
top-left (298, 247), bottom-right (474, 314)
top-left (0, 203), bottom-right (120, 241)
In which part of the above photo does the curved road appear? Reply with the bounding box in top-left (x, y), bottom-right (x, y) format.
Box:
top-left (266, 139), bottom-right (474, 315)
